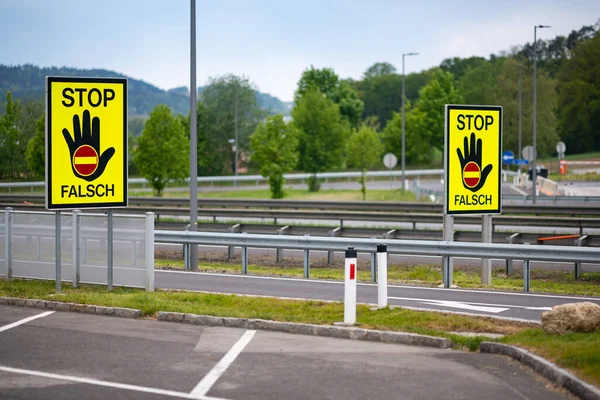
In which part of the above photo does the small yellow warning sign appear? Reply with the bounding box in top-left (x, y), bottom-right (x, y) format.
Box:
top-left (444, 105), bottom-right (502, 215)
top-left (46, 77), bottom-right (128, 209)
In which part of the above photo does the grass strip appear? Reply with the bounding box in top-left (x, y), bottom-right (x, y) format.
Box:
top-left (0, 278), bottom-right (599, 387)
top-left (155, 259), bottom-right (600, 297)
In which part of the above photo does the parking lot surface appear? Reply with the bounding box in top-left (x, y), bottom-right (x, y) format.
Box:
top-left (0, 305), bottom-right (573, 400)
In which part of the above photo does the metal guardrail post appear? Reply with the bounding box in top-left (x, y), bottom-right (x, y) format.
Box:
top-left (228, 224), bottom-right (241, 261)
top-left (442, 215), bottom-right (454, 288)
top-left (377, 244), bottom-right (387, 308)
top-left (72, 210), bottom-right (81, 287)
top-left (303, 235), bottom-right (310, 278)
top-left (505, 233), bottom-right (520, 275)
top-left (145, 212), bottom-right (155, 292)
top-left (241, 232), bottom-right (248, 274)
top-left (370, 247), bottom-right (377, 283)
top-left (5, 207), bottom-right (13, 279)
top-left (481, 215), bottom-right (493, 285)
top-left (574, 235), bottom-right (588, 280)
top-left (183, 225), bottom-right (190, 271)
top-left (276, 226), bottom-right (289, 263)
top-left (524, 259), bottom-right (530, 292)
top-left (328, 227), bottom-right (341, 265)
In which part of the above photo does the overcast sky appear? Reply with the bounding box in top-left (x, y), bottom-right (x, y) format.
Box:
top-left (1, 0), bottom-right (598, 102)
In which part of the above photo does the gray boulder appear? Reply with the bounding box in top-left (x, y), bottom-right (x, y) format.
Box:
top-left (541, 302), bottom-right (600, 335)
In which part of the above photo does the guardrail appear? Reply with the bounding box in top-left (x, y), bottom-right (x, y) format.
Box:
top-left (2, 195), bottom-right (599, 216)
top-left (2, 203), bottom-right (599, 232)
top-left (0, 168), bottom-right (519, 191)
top-left (154, 230), bottom-right (600, 291)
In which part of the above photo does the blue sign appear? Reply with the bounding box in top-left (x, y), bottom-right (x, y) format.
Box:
top-left (513, 159), bottom-right (529, 165)
top-left (502, 150), bottom-right (514, 165)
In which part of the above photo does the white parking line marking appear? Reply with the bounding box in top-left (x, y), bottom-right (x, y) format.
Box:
top-left (190, 330), bottom-right (256, 398)
top-left (0, 311), bottom-right (54, 333)
top-left (388, 296), bottom-right (553, 312)
top-left (0, 365), bottom-right (228, 400)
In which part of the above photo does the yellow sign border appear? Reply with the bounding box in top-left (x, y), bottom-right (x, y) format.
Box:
top-left (444, 104), bottom-right (502, 215)
top-left (45, 76), bottom-right (128, 210)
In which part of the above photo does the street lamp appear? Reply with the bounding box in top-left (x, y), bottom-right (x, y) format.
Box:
top-left (402, 52), bottom-right (419, 192)
top-left (228, 138), bottom-right (236, 174)
top-left (189, 0), bottom-right (198, 271)
top-left (532, 24), bottom-right (550, 204)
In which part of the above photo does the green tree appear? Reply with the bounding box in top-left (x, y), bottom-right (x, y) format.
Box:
top-left (362, 62), bottom-right (397, 79)
top-left (557, 34), bottom-right (600, 153)
top-left (25, 114), bottom-right (45, 178)
top-left (128, 116), bottom-right (147, 137)
top-left (200, 74), bottom-right (266, 175)
top-left (134, 105), bottom-right (189, 196)
top-left (292, 89), bottom-right (348, 191)
top-left (0, 92), bottom-right (26, 179)
top-left (250, 115), bottom-right (299, 198)
top-left (347, 125), bottom-right (383, 200)
top-left (382, 107), bottom-right (433, 166)
top-left (417, 69), bottom-right (463, 151)
top-left (295, 66), bottom-right (364, 129)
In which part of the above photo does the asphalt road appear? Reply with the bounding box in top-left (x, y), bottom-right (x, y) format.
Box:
top-left (0, 305), bottom-right (574, 400)
top-left (156, 270), bottom-right (600, 322)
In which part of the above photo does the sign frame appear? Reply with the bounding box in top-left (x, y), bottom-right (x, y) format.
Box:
top-left (45, 76), bottom-right (128, 210)
top-left (444, 104), bottom-right (502, 215)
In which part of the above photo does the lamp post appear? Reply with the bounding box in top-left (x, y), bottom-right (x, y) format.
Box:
top-left (234, 83), bottom-right (239, 187)
top-left (189, 0), bottom-right (198, 271)
top-left (518, 63), bottom-right (522, 178)
top-left (402, 52), bottom-right (418, 192)
top-left (532, 24), bottom-right (550, 204)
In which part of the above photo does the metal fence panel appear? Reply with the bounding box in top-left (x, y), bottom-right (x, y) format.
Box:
top-left (79, 213), bottom-right (145, 287)
top-left (12, 211), bottom-right (73, 281)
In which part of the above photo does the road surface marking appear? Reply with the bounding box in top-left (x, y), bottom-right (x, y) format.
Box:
top-left (417, 300), bottom-right (508, 313)
top-left (388, 296), bottom-right (552, 312)
top-left (0, 365), bottom-right (228, 400)
top-left (0, 311), bottom-right (54, 333)
top-left (190, 330), bottom-right (256, 398)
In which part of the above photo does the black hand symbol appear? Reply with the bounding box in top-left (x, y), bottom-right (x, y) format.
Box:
top-left (456, 132), bottom-right (493, 192)
top-left (62, 110), bottom-right (115, 182)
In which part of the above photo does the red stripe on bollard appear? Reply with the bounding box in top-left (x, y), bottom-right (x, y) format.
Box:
top-left (350, 263), bottom-right (355, 280)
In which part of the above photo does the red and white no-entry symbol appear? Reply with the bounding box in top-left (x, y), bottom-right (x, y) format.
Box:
top-left (463, 161), bottom-right (480, 188)
top-left (73, 145), bottom-right (99, 177)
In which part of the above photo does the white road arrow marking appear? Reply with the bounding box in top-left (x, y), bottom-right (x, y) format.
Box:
top-left (416, 300), bottom-right (509, 313)
top-left (388, 297), bottom-right (555, 313)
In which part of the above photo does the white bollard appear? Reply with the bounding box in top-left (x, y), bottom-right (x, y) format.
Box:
top-left (377, 244), bottom-right (388, 308)
top-left (344, 247), bottom-right (357, 324)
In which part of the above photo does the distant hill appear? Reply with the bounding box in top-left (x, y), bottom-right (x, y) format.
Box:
top-left (0, 64), bottom-right (292, 116)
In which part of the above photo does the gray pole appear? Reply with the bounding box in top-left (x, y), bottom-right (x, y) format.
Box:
top-left (107, 209), bottom-right (113, 291)
top-left (189, 0), bottom-right (198, 271)
top-left (532, 25), bottom-right (550, 205)
top-left (401, 54), bottom-right (406, 192)
top-left (401, 52), bottom-right (418, 192)
top-left (234, 83), bottom-right (239, 186)
top-left (518, 63), bottom-right (522, 176)
top-left (55, 211), bottom-right (61, 293)
top-left (532, 26), bottom-right (538, 204)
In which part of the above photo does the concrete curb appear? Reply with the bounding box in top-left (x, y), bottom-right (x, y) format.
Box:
top-left (480, 342), bottom-right (600, 400)
top-left (0, 296), bottom-right (142, 319)
top-left (156, 311), bottom-right (453, 349)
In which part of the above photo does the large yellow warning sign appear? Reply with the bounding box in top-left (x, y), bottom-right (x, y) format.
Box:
top-left (444, 105), bottom-right (502, 215)
top-left (46, 77), bottom-right (127, 209)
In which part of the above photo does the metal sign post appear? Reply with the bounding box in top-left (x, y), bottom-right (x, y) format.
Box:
top-left (382, 153), bottom-right (397, 190)
top-left (445, 104), bottom-right (502, 285)
top-left (46, 77), bottom-right (128, 292)
top-left (55, 211), bottom-right (61, 293)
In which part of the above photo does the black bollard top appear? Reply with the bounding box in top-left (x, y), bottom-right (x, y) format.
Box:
top-left (377, 244), bottom-right (387, 253)
top-left (345, 247), bottom-right (357, 258)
